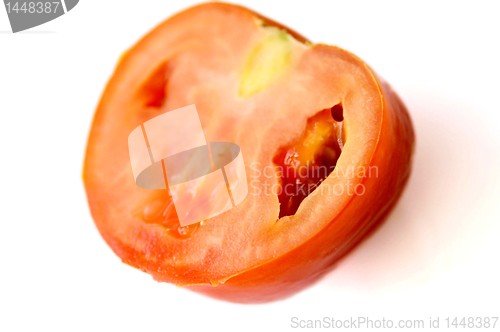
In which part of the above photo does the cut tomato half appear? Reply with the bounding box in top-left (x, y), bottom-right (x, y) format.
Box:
top-left (83, 3), bottom-right (415, 303)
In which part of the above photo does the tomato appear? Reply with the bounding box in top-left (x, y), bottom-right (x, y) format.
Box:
top-left (83, 3), bottom-right (414, 303)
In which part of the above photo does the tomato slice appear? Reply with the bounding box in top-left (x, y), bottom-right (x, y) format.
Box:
top-left (83, 3), bottom-right (414, 303)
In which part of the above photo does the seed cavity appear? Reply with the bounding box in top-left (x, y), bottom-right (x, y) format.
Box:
top-left (330, 103), bottom-right (344, 122)
top-left (273, 105), bottom-right (345, 218)
top-left (134, 191), bottom-right (198, 239)
top-left (136, 62), bottom-right (169, 108)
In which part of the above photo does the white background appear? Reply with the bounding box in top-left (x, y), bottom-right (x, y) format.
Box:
top-left (1, 1), bottom-right (499, 331)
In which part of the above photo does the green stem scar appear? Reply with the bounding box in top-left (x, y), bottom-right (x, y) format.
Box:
top-left (239, 27), bottom-right (293, 98)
